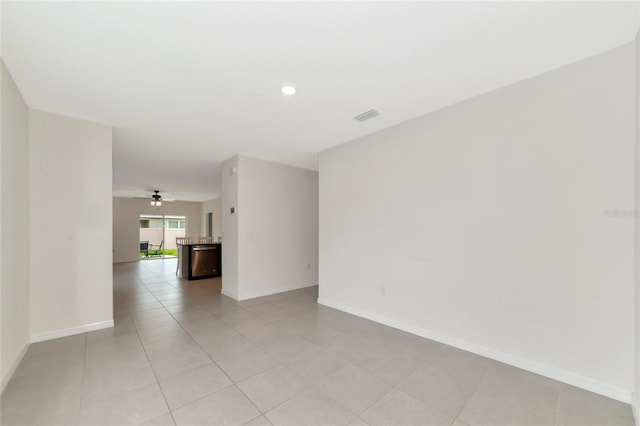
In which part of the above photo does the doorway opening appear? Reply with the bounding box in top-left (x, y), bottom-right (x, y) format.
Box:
top-left (139, 214), bottom-right (186, 259)
top-left (206, 212), bottom-right (213, 237)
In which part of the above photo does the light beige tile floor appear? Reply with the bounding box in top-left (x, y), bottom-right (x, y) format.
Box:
top-left (1, 259), bottom-right (636, 426)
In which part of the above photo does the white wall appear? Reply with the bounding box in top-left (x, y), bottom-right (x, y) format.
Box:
top-left (237, 155), bottom-right (318, 300)
top-left (221, 155), bottom-right (319, 300)
top-left (221, 156), bottom-right (239, 299)
top-left (634, 31), bottom-right (640, 425)
top-left (319, 43), bottom-right (635, 402)
top-left (113, 198), bottom-right (203, 263)
top-left (29, 110), bottom-right (113, 340)
top-left (1, 61), bottom-right (30, 392)
top-left (201, 197), bottom-right (222, 240)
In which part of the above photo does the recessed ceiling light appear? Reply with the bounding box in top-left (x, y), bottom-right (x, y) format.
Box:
top-left (281, 84), bottom-right (296, 95)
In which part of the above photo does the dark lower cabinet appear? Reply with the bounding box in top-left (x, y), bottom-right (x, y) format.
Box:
top-left (181, 243), bottom-right (221, 280)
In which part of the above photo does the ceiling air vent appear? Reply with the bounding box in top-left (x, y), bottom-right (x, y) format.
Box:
top-left (353, 109), bottom-right (380, 122)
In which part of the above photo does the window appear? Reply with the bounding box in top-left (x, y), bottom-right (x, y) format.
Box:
top-left (167, 220), bottom-right (186, 229)
top-left (139, 219), bottom-right (150, 229)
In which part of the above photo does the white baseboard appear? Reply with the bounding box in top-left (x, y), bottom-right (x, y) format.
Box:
top-left (238, 283), bottom-right (318, 301)
top-left (317, 297), bottom-right (632, 403)
top-left (30, 320), bottom-right (114, 343)
top-left (632, 392), bottom-right (639, 426)
top-left (221, 288), bottom-right (239, 300)
top-left (1, 339), bottom-right (30, 395)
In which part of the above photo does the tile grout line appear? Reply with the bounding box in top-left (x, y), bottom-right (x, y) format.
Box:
top-left (337, 349), bottom-right (437, 425)
top-left (76, 331), bottom-right (89, 426)
top-left (554, 385), bottom-right (562, 426)
top-left (448, 368), bottom-right (490, 425)
top-left (141, 275), bottom-right (267, 423)
top-left (79, 285), bottom-right (136, 417)
top-left (187, 319), bottom-right (277, 422)
top-left (130, 276), bottom-right (180, 426)
top-left (149, 279), bottom-right (328, 424)
top-left (132, 268), bottom-right (266, 423)
top-left (85, 262), bottom-right (604, 424)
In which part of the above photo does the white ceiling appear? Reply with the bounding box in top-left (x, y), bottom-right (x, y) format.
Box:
top-left (2, 1), bottom-right (638, 201)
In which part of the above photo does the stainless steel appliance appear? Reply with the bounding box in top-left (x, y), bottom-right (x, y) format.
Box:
top-left (191, 245), bottom-right (218, 278)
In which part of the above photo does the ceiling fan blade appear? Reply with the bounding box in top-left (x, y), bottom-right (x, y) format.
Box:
top-left (132, 197), bottom-right (176, 202)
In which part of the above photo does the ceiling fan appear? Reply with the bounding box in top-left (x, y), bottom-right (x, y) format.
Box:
top-left (150, 190), bottom-right (162, 206)
top-left (133, 190), bottom-right (176, 205)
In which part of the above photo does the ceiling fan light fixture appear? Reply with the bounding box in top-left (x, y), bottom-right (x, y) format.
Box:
top-left (150, 190), bottom-right (163, 207)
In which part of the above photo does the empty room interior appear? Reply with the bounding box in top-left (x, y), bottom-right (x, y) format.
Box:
top-left (2, 2), bottom-right (640, 426)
